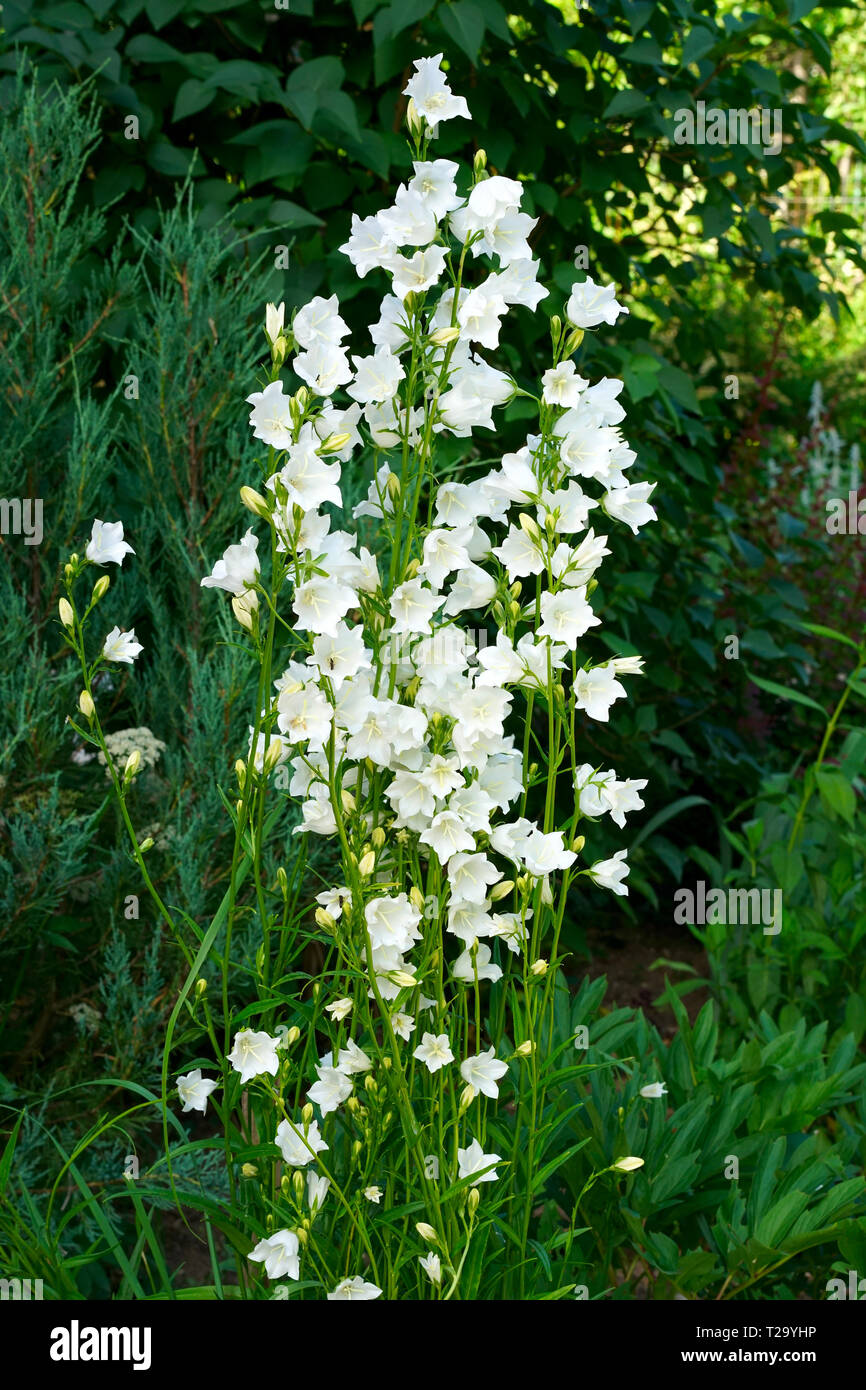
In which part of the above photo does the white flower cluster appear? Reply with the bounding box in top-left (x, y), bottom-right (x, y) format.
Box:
top-left (196, 53), bottom-right (657, 1294)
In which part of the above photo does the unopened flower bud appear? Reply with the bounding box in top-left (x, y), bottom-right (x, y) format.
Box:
top-left (571, 835), bottom-right (585, 854)
top-left (241, 1162), bottom-right (258, 1177)
top-left (232, 590), bottom-right (258, 632)
top-left (320, 431), bottom-right (351, 454)
top-left (315, 907), bottom-right (337, 932)
top-left (490, 880), bottom-right (514, 902)
top-left (509, 581), bottom-right (522, 599)
top-left (302, 1104), bottom-right (314, 1126)
top-left (295, 386), bottom-right (309, 411)
top-left (286, 1026), bottom-right (300, 1046)
top-left (409, 886), bottom-right (425, 912)
top-left (613, 1156), bottom-right (644, 1173)
top-left (235, 758), bottom-right (247, 788)
top-left (195, 978), bottom-right (207, 999)
top-left (342, 790), bottom-right (356, 812)
top-left (59, 598), bottom-right (74, 629)
top-left (91, 575), bottom-right (110, 603)
top-left (364, 1074), bottom-right (377, 1096)
top-left (509, 601), bottom-right (521, 621)
top-left (416, 1222), bottom-right (438, 1244)
top-left (531, 958), bottom-right (549, 977)
top-left (549, 314), bottom-right (562, 347)
top-left (516, 1040), bottom-right (534, 1057)
top-left (78, 690), bottom-right (95, 719)
top-left (518, 512), bottom-right (542, 542)
top-left (459, 1084), bottom-right (475, 1111)
top-left (371, 826), bottom-right (386, 850)
top-left (406, 96), bottom-right (423, 137)
top-left (473, 148), bottom-right (488, 176)
top-left (386, 472), bottom-right (401, 500)
top-left (468, 1187), bottom-right (480, 1215)
top-left (139, 836), bottom-right (154, 853)
top-left (239, 485), bottom-right (270, 519)
top-left (293, 1170), bottom-right (305, 1200)
top-left (358, 850), bottom-right (376, 877)
top-left (347, 1096), bottom-right (360, 1114)
top-left (296, 1225), bottom-right (309, 1245)
top-left (429, 324), bottom-right (461, 346)
top-left (564, 327), bottom-right (585, 356)
top-left (265, 301), bottom-right (285, 344)
top-left (124, 749), bottom-right (141, 780)
top-left (352, 1139), bottom-right (363, 1161)
top-left (392, 970), bottom-right (417, 988)
top-left (276, 865), bottom-right (288, 895)
top-left (262, 740), bottom-right (284, 775)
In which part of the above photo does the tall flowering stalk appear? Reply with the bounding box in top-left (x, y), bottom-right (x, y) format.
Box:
top-left (60, 57), bottom-right (656, 1300)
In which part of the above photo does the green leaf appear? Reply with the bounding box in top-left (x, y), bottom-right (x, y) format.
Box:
top-left (125, 34), bottom-right (183, 63)
top-left (816, 768), bottom-right (856, 826)
top-left (0, 1108), bottom-right (25, 1196)
top-left (747, 672), bottom-right (826, 715)
top-left (147, 140), bottom-right (196, 177)
top-left (268, 198), bottom-right (325, 230)
top-left (439, 1), bottom-right (486, 65)
top-left (172, 78), bottom-right (213, 121)
top-left (384, 0), bottom-right (435, 36)
top-left (285, 56), bottom-right (345, 128)
top-left (681, 26), bottom-right (716, 66)
top-left (798, 622), bottom-right (860, 651)
top-left (603, 88), bottom-right (651, 118)
top-left (145, 0), bottom-right (186, 27)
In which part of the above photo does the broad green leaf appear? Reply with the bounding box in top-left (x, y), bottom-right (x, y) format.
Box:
top-left (439, 1), bottom-right (486, 64)
top-left (747, 672), bottom-right (826, 715)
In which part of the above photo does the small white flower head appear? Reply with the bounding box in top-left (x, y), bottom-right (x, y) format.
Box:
top-left (275, 1117), bottom-right (328, 1167)
top-left (364, 1185), bottom-right (383, 1204)
top-left (337, 1038), bottom-right (373, 1076)
top-left (248, 1229), bottom-right (300, 1281)
top-left (413, 1032), bottom-right (455, 1074)
top-left (327, 1275), bottom-right (383, 1301)
top-left (201, 529), bottom-right (260, 596)
top-left (403, 52), bottom-right (471, 136)
top-left (306, 1171), bottom-right (330, 1215)
top-left (565, 277), bottom-right (629, 330)
top-left (102, 626), bottom-right (143, 665)
top-left (325, 997), bottom-right (353, 1022)
top-left (639, 1082), bottom-right (668, 1100)
top-left (419, 1252), bottom-right (442, 1285)
top-left (308, 1064), bottom-right (353, 1116)
top-left (459, 1047), bottom-right (509, 1100)
top-left (587, 848), bottom-right (630, 897)
top-left (542, 361), bottom-right (588, 408)
top-left (391, 1010), bottom-right (416, 1041)
top-left (176, 1069), bottom-right (218, 1115)
top-left (227, 1029), bottom-right (281, 1085)
top-left (457, 1138), bottom-right (503, 1184)
top-left (86, 519), bottom-right (134, 567)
